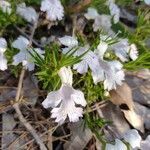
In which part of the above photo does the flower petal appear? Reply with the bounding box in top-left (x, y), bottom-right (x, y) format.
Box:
top-left (71, 89), bottom-right (87, 107)
top-left (106, 139), bottom-right (127, 150)
top-left (0, 0), bottom-right (11, 14)
top-left (40, 0), bottom-right (64, 21)
top-left (17, 3), bottom-right (38, 23)
top-left (12, 36), bottom-right (29, 51)
top-left (84, 7), bottom-right (99, 20)
top-left (0, 37), bottom-right (7, 53)
top-left (123, 129), bottom-right (142, 149)
top-left (42, 90), bottom-right (62, 108)
top-left (95, 41), bottom-right (108, 59)
top-left (73, 60), bottom-right (88, 74)
top-left (58, 36), bottom-right (78, 47)
top-left (129, 44), bottom-right (138, 61)
top-left (0, 54), bottom-right (7, 71)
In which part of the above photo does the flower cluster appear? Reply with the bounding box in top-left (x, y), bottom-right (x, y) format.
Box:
top-left (0, 0), bottom-right (141, 125)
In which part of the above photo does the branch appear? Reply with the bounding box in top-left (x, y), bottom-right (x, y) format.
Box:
top-left (13, 20), bottom-right (47, 150)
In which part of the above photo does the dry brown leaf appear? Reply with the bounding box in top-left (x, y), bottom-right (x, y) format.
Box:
top-left (109, 82), bottom-right (144, 132)
top-left (109, 83), bottom-right (134, 110)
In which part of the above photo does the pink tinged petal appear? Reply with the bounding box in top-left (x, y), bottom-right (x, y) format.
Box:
top-left (42, 91), bottom-right (62, 108)
top-left (71, 89), bottom-right (87, 107)
top-left (123, 129), bottom-right (142, 149)
top-left (58, 67), bottom-right (73, 86)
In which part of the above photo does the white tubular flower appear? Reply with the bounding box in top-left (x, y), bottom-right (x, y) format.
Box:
top-left (129, 44), bottom-right (138, 61)
top-left (40, 0), bottom-right (64, 21)
top-left (0, 38), bottom-right (7, 71)
top-left (12, 36), bottom-right (44, 71)
top-left (106, 139), bottom-right (127, 150)
top-left (0, 0), bottom-right (11, 14)
top-left (144, 0), bottom-right (150, 5)
top-left (92, 41), bottom-right (125, 90)
top-left (42, 67), bottom-right (87, 124)
top-left (123, 129), bottom-right (142, 149)
top-left (74, 48), bottom-right (100, 74)
top-left (108, 0), bottom-right (120, 24)
top-left (84, 7), bottom-right (99, 20)
top-left (17, 3), bottom-right (38, 23)
top-left (111, 38), bottom-right (130, 62)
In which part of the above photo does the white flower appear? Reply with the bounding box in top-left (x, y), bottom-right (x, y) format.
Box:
top-left (93, 42), bottom-right (125, 90)
top-left (106, 139), bottom-right (127, 150)
top-left (0, 0), bottom-right (11, 14)
top-left (93, 14), bottom-right (112, 32)
top-left (58, 36), bottom-right (78, 48)
top-left (0, 38), bottom-right (7, 70)
top-left (42, 67), bottom-right (87, 124)
top-left (73, 45), bottom-right (100, 74)
top-left (84, 7), bottom-right (99, 20)
top-left (111, 38), bottom-right (130, 62)
top-left (123, 129), bottom-right (142, 149)
top-left (129, 44), bottom-right (138, 61)
top-left (40, 0), bottom-right (64, 21)
top-left (107, 0), bottom-right (120, 24)
top-left (141, 135), bottom-right (150, 150)
top-left (92, 60), bottom-right (124, 90)
top-left (144, 0), bottom-right (150, 5)
top-left (17, 3), bottom-right (38, 23)
top-left (12, 36), bottom-right (44, 71)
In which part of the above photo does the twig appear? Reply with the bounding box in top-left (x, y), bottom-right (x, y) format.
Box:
top-left (13, 103), bottom-right (47, 150)
top-left (19, 126), bottom-right (58, 149)
top-left (13, 20), bottom-right (47, 150)
top-left (15, 68), bottom-right (25, 102)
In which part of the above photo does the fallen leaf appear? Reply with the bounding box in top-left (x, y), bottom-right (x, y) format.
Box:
top-left (109, 83), bottom-right (144, 132)
top-left (99, 102), bottom-right (130, 141)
